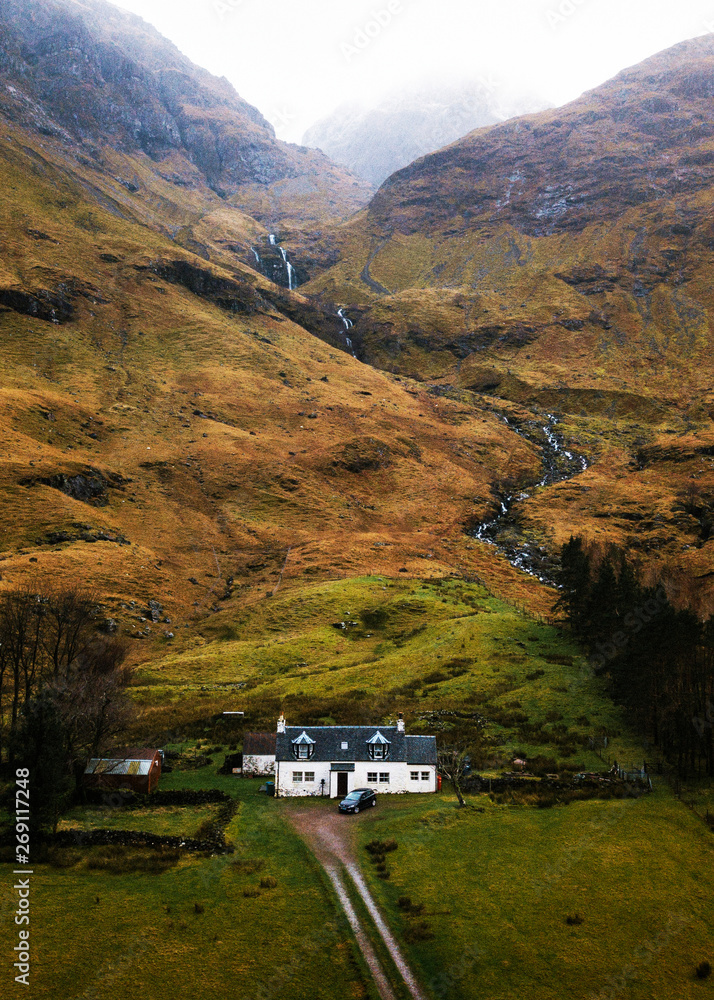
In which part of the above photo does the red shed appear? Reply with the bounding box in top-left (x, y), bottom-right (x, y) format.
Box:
top-left (84, 748), bottom-right (162, 794)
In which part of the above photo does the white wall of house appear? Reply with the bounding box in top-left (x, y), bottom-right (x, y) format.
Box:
top-left (242, 754), bottom-right (275, 776)
top-left (275, 761), bottom-right (437, 797)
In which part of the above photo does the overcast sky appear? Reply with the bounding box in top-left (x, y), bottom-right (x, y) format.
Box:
top-left (112, 0), bottom-right (714, 142)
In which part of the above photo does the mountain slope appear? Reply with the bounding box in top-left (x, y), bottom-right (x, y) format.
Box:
top-left (0, 0), bottom-right (371, 241)
top-left (305, 36), bottom-right (714, 611)
top-left (0, 104), bottom-right (555, 650)
top-left (303, 80), bottom-right (548, 187)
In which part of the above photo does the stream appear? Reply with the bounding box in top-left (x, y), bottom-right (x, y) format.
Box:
top-left (470, 413), bottom-right (589, 583)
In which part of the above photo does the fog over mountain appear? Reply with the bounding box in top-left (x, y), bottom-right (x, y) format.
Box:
top-left (302, 80), bottom-right (552, 187)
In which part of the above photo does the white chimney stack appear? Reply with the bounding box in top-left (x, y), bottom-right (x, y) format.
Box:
top-left (397, 713), bottom-right (405, 733)
top-left (277, 713), bottom-right (286, 734)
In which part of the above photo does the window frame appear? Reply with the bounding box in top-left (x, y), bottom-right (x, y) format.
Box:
top-left (379, 772), bottom-right (390, 783)
top-left (292, 771), bottom-right (303, 783)
top-left (367, 772), bottom-right (378, 783)
top-left (411, 771), bottom-right (420, 781)
top-left (421, 771), bottom-right (431, 781)
top-left (304, 771), bottom-right (315, 783)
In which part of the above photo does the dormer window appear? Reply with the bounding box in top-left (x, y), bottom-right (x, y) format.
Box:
top-left (367, 731), bottom-right (390, 761)
top-left (292, 731), bottom-right (315, 761)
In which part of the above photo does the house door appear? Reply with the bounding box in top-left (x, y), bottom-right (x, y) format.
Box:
top-left (337, 772), bottom-right (348, 797)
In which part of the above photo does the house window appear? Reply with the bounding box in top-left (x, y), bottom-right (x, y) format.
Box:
top-left (341, 742), bottom-right (349, 750)
top-left (367, 772), bottom-right (378, 783)
top-left (421, 772), bottom-right (430, 781)
top-left (304, 772), bottom-right (315, 782)
top-left (379, 773), bottom-right (390, 783)
top-left (292, 731), bottom-right (316, 761)
top-left (411, 771), bottom-right (419, 781)
top-left (367, 731), bottom-right (391, 761)
top-left (292, 772), bottom-right (303, 782)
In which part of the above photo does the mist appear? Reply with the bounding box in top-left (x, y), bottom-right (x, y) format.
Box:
top-left (101, 0), bottom-right (714, 142)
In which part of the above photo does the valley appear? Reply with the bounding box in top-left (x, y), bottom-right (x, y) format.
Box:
top-left (0, 3), bottom-right (712, 999)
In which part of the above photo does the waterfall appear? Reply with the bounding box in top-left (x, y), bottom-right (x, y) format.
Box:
top-left (278, 246), bottom-right (296, 290)
top-left (251, 247), bottom-right (261, 264)
top-left (338, 308), bottom-right (357, 358)
top-left (265, 234), bottom-right (297, 290)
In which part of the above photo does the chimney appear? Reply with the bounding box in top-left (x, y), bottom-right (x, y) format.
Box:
top-left (397, 713), bottom-right (405, 733)
top-left (277, 713), bottom-right (286, 734)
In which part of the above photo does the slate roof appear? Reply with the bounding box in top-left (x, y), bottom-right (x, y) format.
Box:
top-left (243, 733), bottom-right (277, 756)
top-left (276, 726), bottom-right (436, 765)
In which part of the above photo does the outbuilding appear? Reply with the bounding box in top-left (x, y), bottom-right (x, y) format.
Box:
top-left (84, 748), bottom-right (162, 794)
top-left (242, 733), bottom-right (277, 776)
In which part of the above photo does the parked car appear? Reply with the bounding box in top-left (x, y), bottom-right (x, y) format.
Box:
top-left (338, 788), bottom-right (377, 813)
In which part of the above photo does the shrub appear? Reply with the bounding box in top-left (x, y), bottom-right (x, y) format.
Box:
top-left (259, 876), bottom-right (278, 889)
top-left (243, 888), bottom-right (261, 898)
top-left (526, 669), bottom-right (545, 681)
top-left (194, 903), bottom-right (204, 914)
top-left (404, 920), bottom-right (434, 943)
top-left (565, 913), bottom-right (584, 926)
top-left (376, 870), bottom-right (391, 880)
top-left (696, 962), bottom-right (711, 980)
top-left (365, 839), bottom-right (398, 855)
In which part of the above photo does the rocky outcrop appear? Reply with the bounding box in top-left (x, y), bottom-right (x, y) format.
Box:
top-left (0, 0), bottom-right (368, 213)
top-left (368, 35), bottom-right (714, 238)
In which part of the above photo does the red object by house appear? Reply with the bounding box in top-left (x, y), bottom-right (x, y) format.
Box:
top-left (83, 748), bottom-right (162, 794)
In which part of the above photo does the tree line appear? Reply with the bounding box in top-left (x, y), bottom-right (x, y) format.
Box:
top-left (0, 582), bottom-right (132, 830)
top-left (557, 537), bottom-right (714, 778)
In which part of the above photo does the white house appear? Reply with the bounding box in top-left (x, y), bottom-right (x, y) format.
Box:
top-left (273, 714), bottom-right (438, 798)
top-left (242, 733), bottom-right (277, 776)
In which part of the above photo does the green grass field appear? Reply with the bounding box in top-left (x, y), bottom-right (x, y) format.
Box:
top-left (0, 769), bottom-right (375, 1000)
top-left (351, 787), bottom-right (714, 1000)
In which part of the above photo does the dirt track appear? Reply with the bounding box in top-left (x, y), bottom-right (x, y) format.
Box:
top-left (286, 804), bottom-right (427, 1000)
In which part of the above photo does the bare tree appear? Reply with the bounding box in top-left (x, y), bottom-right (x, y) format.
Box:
top-left (438, 745), bottom-right (472, 808)
top-left (0, 583), bottom-right (131, 772)
top-left (44, 638), bottom-right (131, 790)
top-left (0, 585), bottom-right (46, 759)
top-left (41, 585), bottom-right (99, 680)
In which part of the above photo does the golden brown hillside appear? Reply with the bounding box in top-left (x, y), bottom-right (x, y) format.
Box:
top-left (0, 109), bottom-right (560, 651)
top-left (304, 37), bottom-right (714, 611)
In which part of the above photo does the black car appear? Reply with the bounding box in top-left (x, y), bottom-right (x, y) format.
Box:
top-left (338, 788), bottom-right (377, 814)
